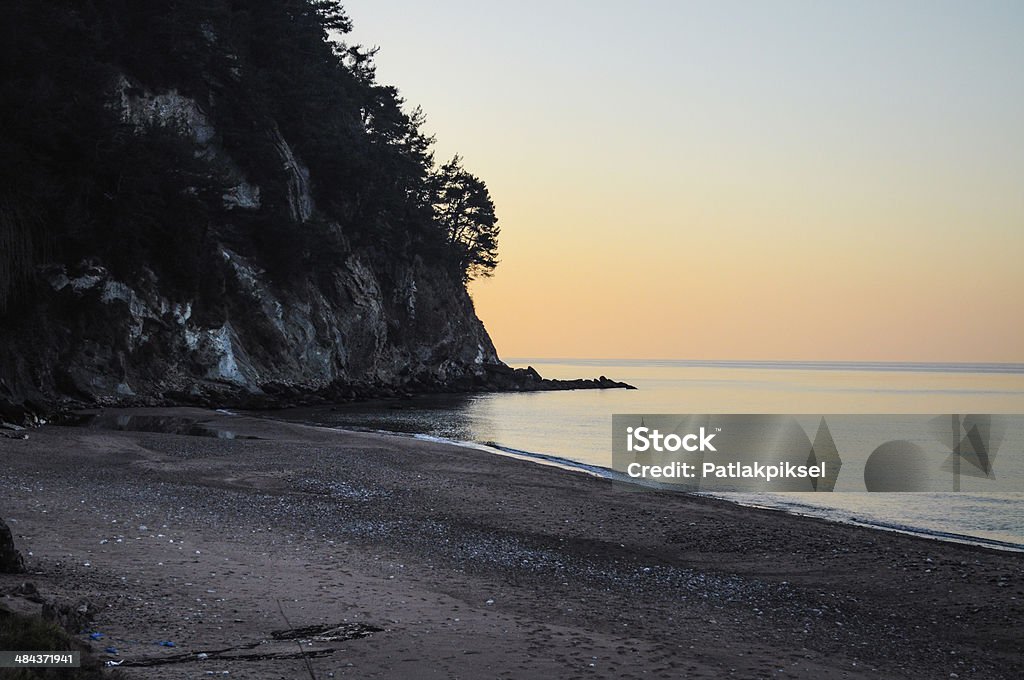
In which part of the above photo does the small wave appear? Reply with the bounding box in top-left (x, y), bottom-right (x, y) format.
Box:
top-left (704, 494), bottom-right (1024, 553)
top-left (253, 412), bottom-right (1024, 554)
top-left (412, 433), bottom-right (613, 478)
top-left (402, 431), bottom-right (1024, 553)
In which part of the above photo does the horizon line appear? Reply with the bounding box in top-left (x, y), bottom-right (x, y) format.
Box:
top-left (502, 357), bottom-right (1024, 371)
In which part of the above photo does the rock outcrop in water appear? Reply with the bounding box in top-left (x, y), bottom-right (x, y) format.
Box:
top-left (481, 365), bottom-right (635, 392)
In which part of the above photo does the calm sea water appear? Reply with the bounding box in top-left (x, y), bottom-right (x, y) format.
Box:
top-left (270, 359), bottom-right (1024, 551)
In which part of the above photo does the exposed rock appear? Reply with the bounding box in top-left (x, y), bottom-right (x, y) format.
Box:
top-left (0, 249), bottom-right (502, 412)
top-left (112, 75), bottom-right (216, 145)
top-left (222, 181), bottom-right (262, 210)
top-left (268, 120), bottom-right (314, 223)
top-left (115, 74), bottom-right (264, 215)
top-left (0, 79), bottom-right (631, 419)
top-left (2, 581), bottom-right (99, 634)
top-left (481, 365), bottom-right (636, 392)
top-left (42, 598), bottom-right (100, 635)
top-left (0, 518), bottom-right (25, 574)
top-left (10, 582), bottom-right (45, 603)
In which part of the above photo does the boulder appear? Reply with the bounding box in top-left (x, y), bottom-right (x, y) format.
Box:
top-left (0, 518), bottom-right (26, 573)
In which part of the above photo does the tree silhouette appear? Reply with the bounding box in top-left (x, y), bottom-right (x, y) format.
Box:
top-left (429, 156), bottom-right (499, 282)
top-left (0, 0), bottom-right (502, 312)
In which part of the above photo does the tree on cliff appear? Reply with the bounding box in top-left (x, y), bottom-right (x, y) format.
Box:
top-left (0, 0), bottom-right (501, 313)
top-left (429, 155), bottom-right (500, 282)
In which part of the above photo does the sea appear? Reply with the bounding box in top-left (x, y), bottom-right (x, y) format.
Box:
top-left (268, 359), bottom-right (1024, 552)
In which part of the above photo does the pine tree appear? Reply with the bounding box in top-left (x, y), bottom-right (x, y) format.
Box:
top-left (429, 156), bottom-right (500, 281)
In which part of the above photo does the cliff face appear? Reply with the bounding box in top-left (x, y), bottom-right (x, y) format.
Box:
top-left (0, 78), bottom-right (500, 420)
top-left (2, 247), bottom-right (499, 410)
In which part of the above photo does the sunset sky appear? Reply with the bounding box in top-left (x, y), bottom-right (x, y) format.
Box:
top-left (343, 1), bottom-right (1024, 362)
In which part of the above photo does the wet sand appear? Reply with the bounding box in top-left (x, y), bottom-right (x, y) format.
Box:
top-left (1, 408), bottom-right (1022, 679)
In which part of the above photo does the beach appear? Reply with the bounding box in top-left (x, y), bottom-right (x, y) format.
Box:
top-left (1, 408), bottom-right (1021, 679)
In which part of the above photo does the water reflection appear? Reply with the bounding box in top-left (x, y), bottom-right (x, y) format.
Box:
top-left (84, 413), bottom-right (247, 439)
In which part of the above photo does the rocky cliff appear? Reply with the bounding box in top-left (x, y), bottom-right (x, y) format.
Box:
top-left (0, 2), bottom-right (632, 424)
top-left (0, 77), bottom-right (625, 424)
top-left (0, 76), bottom-right (503, 421)
top-left (0, 245), bottom-right (500, 419)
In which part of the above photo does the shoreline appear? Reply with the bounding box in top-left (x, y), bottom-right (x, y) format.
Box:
top-left (247, 410), bottom-right (1024, 554)
top-left (0, 364), bottom-right (634, 429)
top-left (2, 407), bottom-right (1022, 678)
top-left (377, 430), bottom-right (1024, 554)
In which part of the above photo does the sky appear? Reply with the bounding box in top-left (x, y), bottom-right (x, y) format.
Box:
top-left (341, 1), bottom-right (1024, 362)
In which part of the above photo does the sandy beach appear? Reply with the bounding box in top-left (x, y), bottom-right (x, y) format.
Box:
top-left (1, 408), bottom-right (1021, 679)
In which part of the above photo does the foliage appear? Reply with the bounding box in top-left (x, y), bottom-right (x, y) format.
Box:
top-left (429, 156), bottom-right (500, 281)
top-left (0, 0), bottom-right (499, 312)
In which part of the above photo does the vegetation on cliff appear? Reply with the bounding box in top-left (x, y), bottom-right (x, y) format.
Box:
top-left (0, 0), bottom-right (500, 315)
